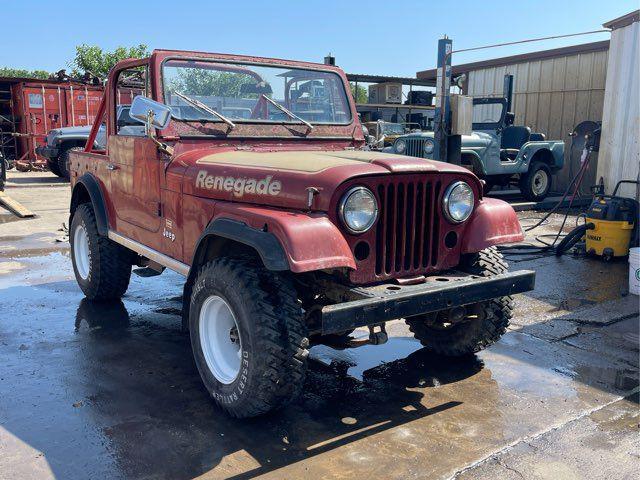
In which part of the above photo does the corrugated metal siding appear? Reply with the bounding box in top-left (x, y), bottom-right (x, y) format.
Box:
top-left (596, 21), bottom-right (640, 200)
top-left (466, 48), bottom-right (608, 192)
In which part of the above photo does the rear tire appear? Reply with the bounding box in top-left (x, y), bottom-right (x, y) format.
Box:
top-left (405, 247), bottom-right (513, 356)
top-left (189, 256), bottom-right (308, 418)
top-left (519, 161), bottom-right (551, 201)
top-left (58, 146), bottom-right (83, 179)
top-left (70, 203), bottom-right (133, 300)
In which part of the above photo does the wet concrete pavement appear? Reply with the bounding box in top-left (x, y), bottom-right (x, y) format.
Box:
top-left (0, 172), bottom-right (638, 479)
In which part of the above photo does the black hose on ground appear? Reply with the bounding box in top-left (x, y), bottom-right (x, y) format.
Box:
top-left (498, 147), bottom-right (594, 257)
top-left (554, 222), bottom-right (594, 256)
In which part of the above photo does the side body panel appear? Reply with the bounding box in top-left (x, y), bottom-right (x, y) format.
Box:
top-left (181, 194), bottom-right (355, 272)
top-left (108, 136), bottom-right (163, 235)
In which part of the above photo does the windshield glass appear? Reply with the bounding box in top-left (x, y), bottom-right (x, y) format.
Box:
top-left (381, 123), bottom-right (405, 135)
top-left (162, 60), bottom-right (352, 125)
top-left (472, 102), bottom-right (504, 125)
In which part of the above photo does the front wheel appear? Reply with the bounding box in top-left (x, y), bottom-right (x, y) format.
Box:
top-left (70, 203), bottom-right (133, 299)
top-left (47, 159), bottom-right (62, 177)
top-left (519, 161), bottom-right (552, 201)
top-left (189, 257), bottom-right (309, 418)
top-left (58, 146), bottom-right (83, 179)
top-left (405, 247), bottom-right (513, 356)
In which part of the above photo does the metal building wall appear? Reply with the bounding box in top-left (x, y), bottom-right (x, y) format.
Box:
top-left (596, 19), bottom-right (640, 200)
top-left (465, 48), bottom-right (609, 191)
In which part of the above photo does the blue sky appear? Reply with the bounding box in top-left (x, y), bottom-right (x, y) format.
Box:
top-left (1, 1), bottom-right (636, 77)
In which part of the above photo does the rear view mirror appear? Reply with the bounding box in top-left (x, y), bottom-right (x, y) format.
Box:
top-left (130, 96), bottom-right (172, 130)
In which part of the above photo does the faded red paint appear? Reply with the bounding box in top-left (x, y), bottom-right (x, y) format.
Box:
top-left (460, 197), bottom-right (524, 253)
top-left (71, 49), bottom-right (524, 285)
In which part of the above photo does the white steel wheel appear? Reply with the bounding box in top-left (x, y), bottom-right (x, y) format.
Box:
top-left (73, 223), bottom-right (91, 280)
top-left (199, 295), bottom-right (242, 384)
top-left (532, 169), bottom-right (549, 196)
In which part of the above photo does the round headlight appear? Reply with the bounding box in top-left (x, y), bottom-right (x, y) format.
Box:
top-left (443, 181), bottom-right (474, 223)
top-left (424, 139), bottom-right (435, 155)
top-left (339, 187), bottom-right (378, 234)
top-left (394, 139), bottom-right (406, 154)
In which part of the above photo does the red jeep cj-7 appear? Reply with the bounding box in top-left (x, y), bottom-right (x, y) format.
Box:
top-left (68, 49), bottom-right (535, 417)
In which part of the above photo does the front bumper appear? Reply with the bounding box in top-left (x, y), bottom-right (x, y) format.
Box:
top-left (321, 270), bottom-right (535, 334)
top-left (35, 145), bottom-right (59, 160)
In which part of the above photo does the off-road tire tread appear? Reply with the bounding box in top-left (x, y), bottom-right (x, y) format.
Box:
top-left (72, 203), bottom-right (132, 300)
top-left (47, 159), bottom-right (62, 177)
top-left (406, 246), bottom-right (513, 356)
top-left (58, 146), bottom-right (83, 179)
top-left (192, 257), bottom-right (308, 418)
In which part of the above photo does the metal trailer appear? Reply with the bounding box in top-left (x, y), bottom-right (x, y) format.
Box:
top-left (0, 77), bottom-right (125, 169)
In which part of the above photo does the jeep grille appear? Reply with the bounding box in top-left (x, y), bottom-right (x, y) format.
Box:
top-left (332, 173), bottom-right (477, 285)
top-left (404, 138), bottom-right (428, 158)
top-left (374, 179), bottom-right (441, 277)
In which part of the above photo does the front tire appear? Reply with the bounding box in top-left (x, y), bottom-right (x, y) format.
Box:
top-left (189, 257), bottom-right (308, 418)
top-left (519, 161), bottom-right (552, 201)
top-left (47, 159), bottom-right (62, 177)
top-left (405, 247), bottom-right (513, 356)
top-left (70, 203), bottom-right (133, 300)
top-left (58, 146), bottom-right (83, 179)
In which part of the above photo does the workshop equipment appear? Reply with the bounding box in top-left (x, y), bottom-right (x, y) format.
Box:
top-left (584, 180), bottom-right (639, 259)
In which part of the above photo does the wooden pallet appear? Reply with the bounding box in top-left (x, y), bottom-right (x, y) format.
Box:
top-left (0, 191), bottom-right (34, 218)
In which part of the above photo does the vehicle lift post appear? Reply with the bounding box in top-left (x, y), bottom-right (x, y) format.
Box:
top-left (433, 37), bottom-right (462, 165)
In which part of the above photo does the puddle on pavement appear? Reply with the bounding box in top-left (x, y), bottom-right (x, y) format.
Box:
top-left (311, 336), bottom-right (434, 382)
top-left (1, 249), bottom-right (638, 480)
top-left (0, 251), bottom-right (71, 288)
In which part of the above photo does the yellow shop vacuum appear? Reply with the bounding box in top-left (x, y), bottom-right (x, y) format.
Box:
top-left (584, 180), bottom-right (639, 260)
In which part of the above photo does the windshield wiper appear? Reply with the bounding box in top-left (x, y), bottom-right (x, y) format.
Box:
top-left (174, 91), bottom-right (236, 130)
top-left (261, 94), bottom-right (314, 131)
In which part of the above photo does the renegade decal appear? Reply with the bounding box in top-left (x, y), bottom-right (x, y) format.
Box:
top-left (195, 170), bottom-right (282, 197)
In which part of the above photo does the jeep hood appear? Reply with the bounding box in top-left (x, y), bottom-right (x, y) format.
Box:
top-left (178, 148), bottom-right (477, 211)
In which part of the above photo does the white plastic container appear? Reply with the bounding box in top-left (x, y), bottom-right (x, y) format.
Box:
top-left (629, 247), bottom-right (640, 296)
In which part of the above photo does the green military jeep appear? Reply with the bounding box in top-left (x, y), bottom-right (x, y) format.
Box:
top-left (387, 97), bottom-right (564, 201)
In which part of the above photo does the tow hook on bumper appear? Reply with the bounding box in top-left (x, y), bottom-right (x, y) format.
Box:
top-left (321, 270), bottom-right (535, 335)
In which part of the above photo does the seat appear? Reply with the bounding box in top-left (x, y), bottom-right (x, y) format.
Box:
top-left (530, 132), bottom-right (546, 141)
top-left (500, 125), bottom-right (531, 160)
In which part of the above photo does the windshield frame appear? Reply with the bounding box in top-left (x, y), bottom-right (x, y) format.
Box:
top-left (160, 56), bottom-right (354, 127)
top-left (472, 97), bottom-right (507, 131)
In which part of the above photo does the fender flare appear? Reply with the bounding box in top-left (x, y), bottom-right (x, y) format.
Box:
top-left (194, 218), bottom-right (290, 271)
top-left (461, 197), bottom-right (524, 253)
top-left (70, 173), bottom-right (109, 236)
top-left (181, 217), bottom-right (290, 331)
top-left (460, 149), bottom-right (486, 176)
top-left (520, 143), bottom-right (564, 172)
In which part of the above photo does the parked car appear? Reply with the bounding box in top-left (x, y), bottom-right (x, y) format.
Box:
top-left (387, 97), bottom-right (564, 201)
top-left (36, 106), bottom-right (137, 179)
top-left (67, 49), bottom-right (534, 418)
top-left (363, 121), bottom-right (422, 149)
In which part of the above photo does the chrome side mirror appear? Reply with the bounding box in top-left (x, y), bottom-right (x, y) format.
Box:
top-left (130, 96), bottom-right (172, 131)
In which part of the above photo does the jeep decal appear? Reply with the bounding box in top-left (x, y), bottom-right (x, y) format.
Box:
top-left (195, 170), bottom-right (282, 197)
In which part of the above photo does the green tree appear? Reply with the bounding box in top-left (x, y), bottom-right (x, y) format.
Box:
top-left (350, 82), bottom-right (367, 104)
top-left (0, 67), bottom-right (50, 79)
top-left (69, 44), bottom-right (150, 79)
top-left (168, 68), bottom-right (258, 97)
